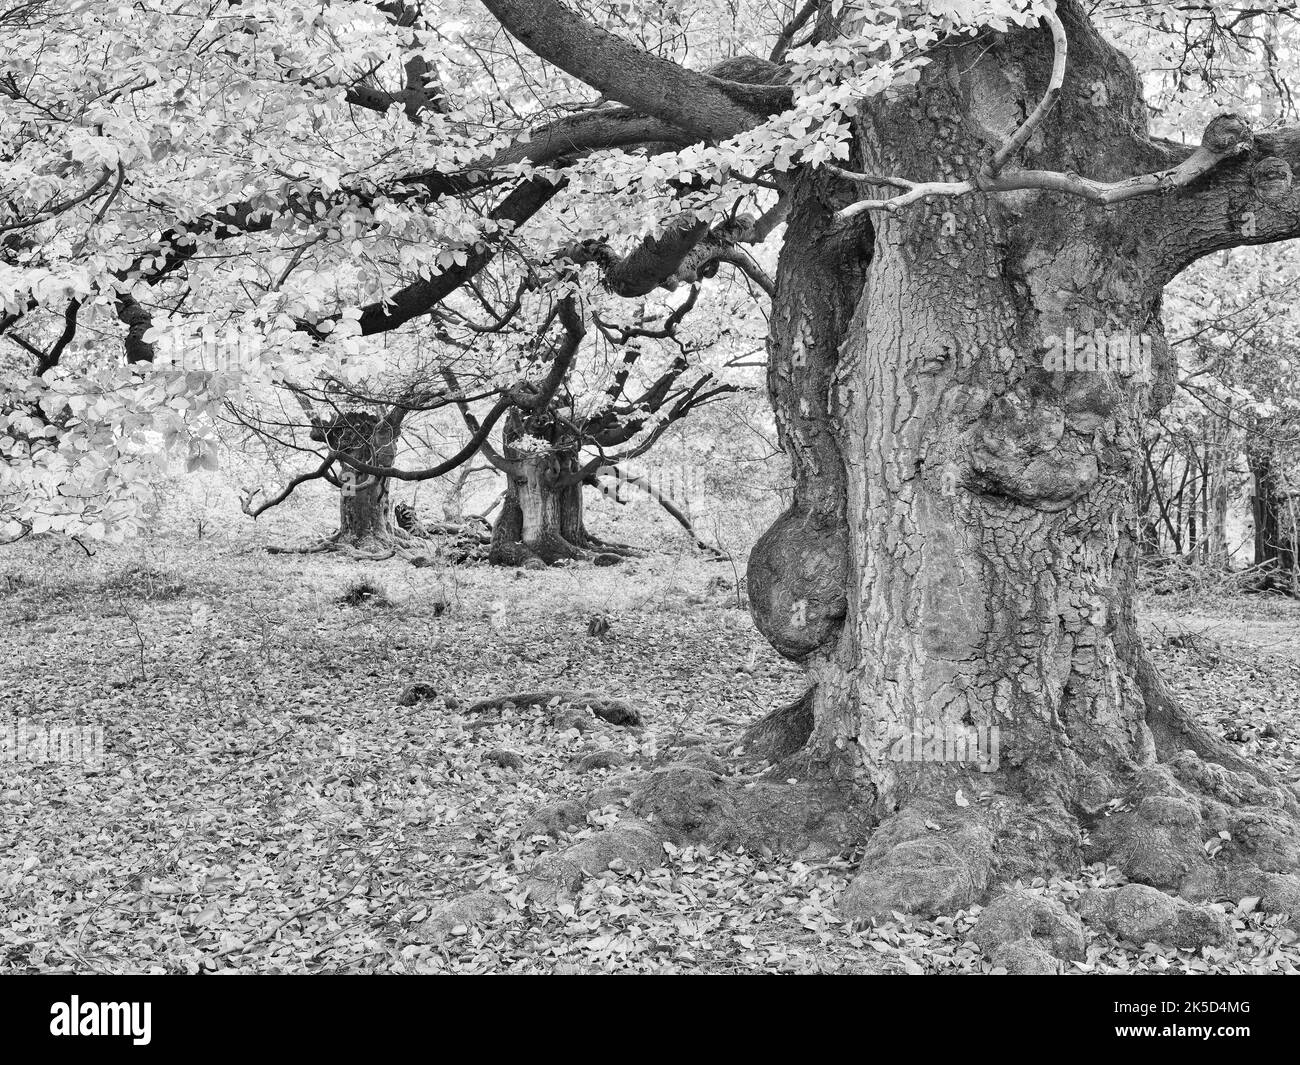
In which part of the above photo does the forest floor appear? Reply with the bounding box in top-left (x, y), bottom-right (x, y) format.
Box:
top-left (2, 535), bottom-right (1300, 974)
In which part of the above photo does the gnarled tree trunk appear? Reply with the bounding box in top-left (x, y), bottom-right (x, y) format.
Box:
top-left (337, 464), bottom-right (393, 543)
top-left (746, 4), bottom-right (1300, 920)
top-left (488, 409), bottom-right (590, 565)
top-left (311, 411), bottom-right (400, 547)
top-left (470, 0), bottom-right (1300, 923)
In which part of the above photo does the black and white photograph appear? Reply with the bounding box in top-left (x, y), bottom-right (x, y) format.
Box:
top-left (0, 0), bottom-right (1297, 1028)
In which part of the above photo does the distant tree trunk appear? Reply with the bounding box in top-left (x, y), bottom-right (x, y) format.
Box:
top-left (1290, 498), bottom-right (1300, 598)
top-left (1199, 438), bottom-right (1210, 560)
top-left (1249, 437), bottom-right (1296, 590)
top-left (1137, 443), bottom-right (1160, 555)
top-left (1145, 446), bottom-right (1181, 554)
top-left (1172, 454), bottom-right (1190, 554)
top-left (488, 410), bottom-right (591, 565)
top-left (442, 464), bottom-right (488, 522)
top-left (1206, 418), bottom-right (1232, 566)
top-left (311, 411), bottom-right (400, 546)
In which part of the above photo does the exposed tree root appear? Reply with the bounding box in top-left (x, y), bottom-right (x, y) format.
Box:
top-left (1136, 644), bottom-right (1286, 786)
top-left (466, 690), bottom-right (643, 727)
top-left (407, 658), bottom-right (1300, 947)
top-left (409, 520), bottom-right (491, 543)
top-left (266, 536), bottom-right (340, 556)
top-left (625, 748), bottom-right (1299, 934)
top-left (629, 762), bottom-right (871, 856)
top-left (732, 688), bottom-right (814, 764)
top-left (265, 528), bottom-right (442, 564)
top-left (394, 507), bottom-right (492, 564)
top-left (583, 534), bottom-right (649, 558)
top-left (410, 634), bottom-right (1300, 951)
top-left (488, 531), bottom-right (649, 568)
top-left (831, 741), bottom-right (1300, 926)
top-left (525, 820), bottom-right (666, 905)
top-left (342, 542), bottom-right (398, 561)
top-left (521, 737), bottom-right (1300, 935)
top-left (836, 791), bottom-right (1075, 921)
top-left (417, 758), bottom-right (872, 932)
top-left (411, 740), bottom-right (1300, 959)
top-left (419, 891), bottom-right (511, 946)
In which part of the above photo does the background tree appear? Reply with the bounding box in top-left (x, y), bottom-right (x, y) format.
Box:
top-left (229, 265), bottom-right (763, 562)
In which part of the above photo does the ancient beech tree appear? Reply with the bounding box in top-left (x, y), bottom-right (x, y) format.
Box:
top-left (7, 0), bottom-right (1300, 924)
top-left (477, 0), bottom-right (1300, 920)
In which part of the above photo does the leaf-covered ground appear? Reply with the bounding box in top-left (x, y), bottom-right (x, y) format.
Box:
top-left (2, 540), bottom-right (1299, 974)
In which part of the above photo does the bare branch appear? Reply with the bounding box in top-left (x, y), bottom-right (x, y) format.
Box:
top-left (832, 113), bottom-right (1257, 220)
top-left (242, 457), bottom-right (337, 519)
top-left (696, 246), bottom-right (776, 295)
top-left (329, 299), bottom-right (584, 482)
top-left (592, 463), bottom-right (723, 555)
top-left (769, 0), bottom-right (820, 63)
top-left (984, 3), bottom-right (1067, 178)
top-left (0, 166), bottom-right (113, 236)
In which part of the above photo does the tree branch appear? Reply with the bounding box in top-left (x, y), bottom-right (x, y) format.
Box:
top-left (241, 456), bottom-right (337, 519)
top-left (832, 113), bottom-right (1257, 220)
top-left (399, 107), bottom-right (695, 197)
top-left (478, 0), bottom-right (784, 140)
top-left (592, 463), bottom-right (723, 555)
top-left (983, 3), bottom-right (1067, 178)
top-left (769, 0), bottom-right (819, 63)
top-left (1149, 125), bottom-right (1300, 281)
top-left (352, 176), bottom-right (562, 335)
top-left (329, 298), bottom-right (583, 481)
top-left (562, 214), bottom-right (711, 297)
top-left (115, 292), bottom-right (155, 363)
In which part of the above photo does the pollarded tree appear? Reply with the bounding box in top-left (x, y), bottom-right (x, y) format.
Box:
top-left (230, 271), bottom-right (759, 563)
top-left (9, 0), bottom-right (1300, 924)
top-left (473, 281), bottom-right (755, 565)
top-left (471, 0), bottom-right (1300, 920)
top-left (229, 307), bottom-right (581, 559)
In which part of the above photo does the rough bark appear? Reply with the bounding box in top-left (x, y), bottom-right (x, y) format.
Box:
top-left (736, 2), bottom-right (1300, 920)
top-left (735, 688), bottom-right (815, 764)
top-left (488, 409), bottom-right (590, 565)
top-left (355, 178), bottom-right (561, 336)
top-left (310, 412), bottom-right (400, 545)
top-left (746, 172), bottom-right (870, 664)
top-left (457, 0), bottom-right (1300, 922)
